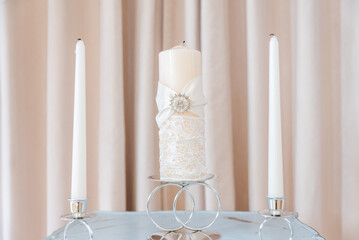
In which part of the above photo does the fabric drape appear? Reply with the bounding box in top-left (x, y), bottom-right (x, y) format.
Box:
top-left (0, 0), bottom-right (358, 239)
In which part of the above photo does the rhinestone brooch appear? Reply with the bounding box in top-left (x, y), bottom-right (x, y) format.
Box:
top-left (169, 93), bottom-right (191, 113)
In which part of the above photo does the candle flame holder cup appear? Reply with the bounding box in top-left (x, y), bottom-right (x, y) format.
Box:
top-left (61, 199), bottom-right (95, 240)
top-left (267, 196), bottom-right (284, 217)
top-left (70, 199), bottom-right (87, 219)
top-left (258, 196), bottom-right (295, 240)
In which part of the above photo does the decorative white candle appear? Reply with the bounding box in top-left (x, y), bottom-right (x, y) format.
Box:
top-left (157, 42), bottom-right (207, 180)
top-left (71, 39), bottom-right (87, 200)
top-left (268, 35), bottom-right (284, 198)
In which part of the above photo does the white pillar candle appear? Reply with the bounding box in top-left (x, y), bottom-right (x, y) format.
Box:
top-left (71, 39), bottom-right (87, 200)
top-left (158, 43), bottom-right (207, 180)
top-left (159, 43), bottom-right (201, 92)
top-left (268, 35), bottom-right (284, 198)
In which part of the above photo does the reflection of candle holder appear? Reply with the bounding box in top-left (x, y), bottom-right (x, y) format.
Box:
top-left (258, 196), bottom-right (294, 240)
top-left (150, 230), bottom-right (214, 240)
top-left (61, 199), bottom-right (95, 240)
top-left (147, 174), bottom-right (221, 231)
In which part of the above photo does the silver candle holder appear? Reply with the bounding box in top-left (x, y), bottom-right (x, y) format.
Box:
top-left (61, 199), bottom-right (95, 240)
top-left (147, 174), bottom-right (221, 232)
top-left (267, 196), bottom-right (285, 216)
top-left (258, 196), bottom-right (295, 240)
top-left (69, 199), bottom-right (87, 218)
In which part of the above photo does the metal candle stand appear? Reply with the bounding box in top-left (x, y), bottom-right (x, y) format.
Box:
top-left (258, 196), bottom-right (295, 240)
top-left (147, 174), bottom-right (221, 232)
top-left (61, 199), bottom-right (95, 240)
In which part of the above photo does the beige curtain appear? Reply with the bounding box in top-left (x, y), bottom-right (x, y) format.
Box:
top-left (0, 0), bottom-right (358, 239)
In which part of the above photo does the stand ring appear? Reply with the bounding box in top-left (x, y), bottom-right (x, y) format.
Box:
top-left (173, 182), bottom-right (221, 231)
top-left (147, 182), bottom-right (196, 231)
top-left (258, 216), bottom-right (293, 240)
top-left (63, 219), bottom-right (93, 240)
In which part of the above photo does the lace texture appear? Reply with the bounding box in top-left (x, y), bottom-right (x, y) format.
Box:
top-left (159, 115), bottom-right (207, 180)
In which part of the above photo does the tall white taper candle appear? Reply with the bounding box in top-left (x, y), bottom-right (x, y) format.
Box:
top-left (268, 35), bottom-right (284, 198)
top-left (71, 39), bottom-right (87, 200)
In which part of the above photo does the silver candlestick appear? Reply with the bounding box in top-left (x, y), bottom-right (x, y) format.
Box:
top-left (258, 196), bottom-right (294, 240)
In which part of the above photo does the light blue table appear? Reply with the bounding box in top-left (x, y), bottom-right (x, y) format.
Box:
top-left (45, 211), bottom-right (325, 240)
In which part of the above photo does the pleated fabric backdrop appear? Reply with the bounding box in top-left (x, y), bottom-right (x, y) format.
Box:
top-left (0, 0), bottom-right (358, 239)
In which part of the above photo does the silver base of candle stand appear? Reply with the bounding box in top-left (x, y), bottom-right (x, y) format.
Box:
top-left (147, 174), bottom-right (221, 232)
top-left (258, 196), bottom-right (296, 240)
top-left (61, 199), bottom-right (95, 240)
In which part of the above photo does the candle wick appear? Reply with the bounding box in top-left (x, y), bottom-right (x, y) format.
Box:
top-left (77, 38), bottom-right (82, 41)
top-left (180, 41), bottom-right (186, 47)
top-left (269, 33), bottom-right (275, 37)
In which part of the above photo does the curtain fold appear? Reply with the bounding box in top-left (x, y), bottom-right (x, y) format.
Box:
top-left (340, 1), bottom-right (359, 239)
top-left (201, 0), bottom-right (236, 209)
top-left (294, 2), bottom-right (341, 239)
top-left (294, 0), bottom-right (324, 232)
top-left (0, 0), bottom-right (358, 239)
top-left (228, 0), bottom-right (249, 210)
top-left (98, 0), bottom-right (126, 211)
top-left (47, 0), bottom-right (75, 233)
top-left (246, 0), bottom-right (270, 210)
top-left (1, 0), bottom-right (47, 239)
top-left (130, 0), bottom-right (159, 210)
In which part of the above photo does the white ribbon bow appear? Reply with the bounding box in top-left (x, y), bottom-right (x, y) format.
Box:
top-left (156, 76), bottom-right (207, 127)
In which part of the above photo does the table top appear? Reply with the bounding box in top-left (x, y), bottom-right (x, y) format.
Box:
top-left (45, 211), bottom-right (325, 240)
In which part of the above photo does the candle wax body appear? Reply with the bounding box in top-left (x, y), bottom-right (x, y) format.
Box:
top-left (71, 40), bottom-right (87, 200)
top-left (159, 46), bottom-right (201, 91)
top-left (268, 36), bottom-right (284, 198)
top-left (158, 45), bottom-right (207, 180)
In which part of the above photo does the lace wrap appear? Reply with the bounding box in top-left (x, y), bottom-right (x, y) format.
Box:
top-left (156, 77), bottom-right (207, 180)
top-left (159, 115), bottom-right (207, 180)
